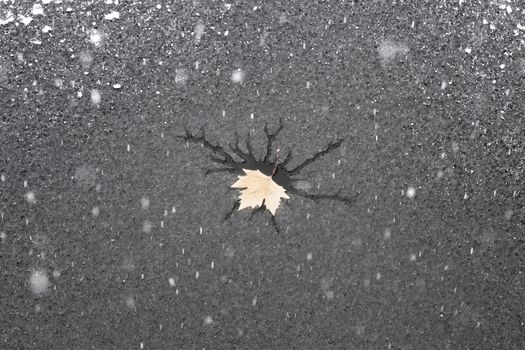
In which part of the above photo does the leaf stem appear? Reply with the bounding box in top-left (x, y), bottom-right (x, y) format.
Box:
top-left (272, 148), bottom-right (280, 177)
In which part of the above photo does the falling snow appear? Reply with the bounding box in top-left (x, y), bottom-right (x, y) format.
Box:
top-left (89, 29), bottom-right (103, 46)
top-left (406, 187), bottom-right (416, 199)
top-left (194, 21), bottom-right (205, 44)
top-left (141, 197), bottom-right (150, 210)
top-left (90, 89), bottom-right (101, 105)
top-left (0, 1), bottom-right (522, 348)
top-left (25, 191), bottom-right (36, 204)
top-left (378, 39), bottom-right (409, 65)
top-left (231, 69), bottom-right (245, 83)
top-left (29, 270), bottom-right (49, 296)
top-left (142, 220), bottom-right (152, 233)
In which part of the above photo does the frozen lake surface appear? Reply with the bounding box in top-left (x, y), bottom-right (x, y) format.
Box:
top-left (1, 1), bottom-right (524, 348)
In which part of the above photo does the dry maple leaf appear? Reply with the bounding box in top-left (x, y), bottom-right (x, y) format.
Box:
top-left (231, 169), bottom-right (290, 216)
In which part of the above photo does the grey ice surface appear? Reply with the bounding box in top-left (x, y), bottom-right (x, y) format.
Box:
top-left (1, 1), bottom-right (524, 349)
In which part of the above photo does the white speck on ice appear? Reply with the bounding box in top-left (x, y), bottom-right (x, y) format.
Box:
top-left (224, 30), bottom-right (229, 36)
top-left (32, 4), bottom-right (44, 16)
top-left (306, 252), bottom-right (313, 261)
top-left (0, 174), bottom-right (5, 182)
top-left (25, 191), bottom-right (36, 204)
top-left (410, 254), bottom-right (417, 262)
top-left (0, 10), bottom-right (15, 25)
top-left (252, 296), bottom-right (257, 306)
top-left (406, 186), bottom-right (416, 198)
top-left (0, 231), bottom-right (6, 241)
top-left (19, 15), bottom-right (33, 26)
top-left (375, 272), bottom-right (381, 280)
top-left (30, 270), bottom-right (50, 296)
top-left (112, 83), bottom-right (122, 89)
top-left (168, 277), bottom-right (175, 287)
top-left (194, 21), bottom-right (205, 44)
top-left (204, 316), bottom-right (213, 325)
top-left (42, 0), bottom-right (52, 3)
top-left (465, 47), bottom-right (472, 54)
top-left (104, 11), bottom-right (120, 20)
top-left (195, 271), bottom-right (199, 279)
top-left (440, 80), bottom-right (448, 90)
top-left (90, 89), bottom-right (101, 105)
top-left (231, 69), bottom-right (245, 83)
top-left (384, 228), bottom-right (391, 239)
top-left (470, 247), bottom-right (474, 255)
top-left (42, 25), bottom-right (52, 33)
top-left (89, 29), bottom-right (103, 46)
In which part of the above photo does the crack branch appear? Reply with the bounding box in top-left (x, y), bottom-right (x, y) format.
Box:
top-left (180, 127), bottom-right (239, 168)
top-left (289, 187), bottom-right (354, 205)
top-left (288, 139), bottom-right (343, 176)
top-left (263, 118), bottom-right (284, 162)
top-left (223, 200), bottom-right (241, 222)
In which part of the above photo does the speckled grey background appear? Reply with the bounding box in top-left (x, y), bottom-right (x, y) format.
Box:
top-left (1, 1), bottom-right (524, 349)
